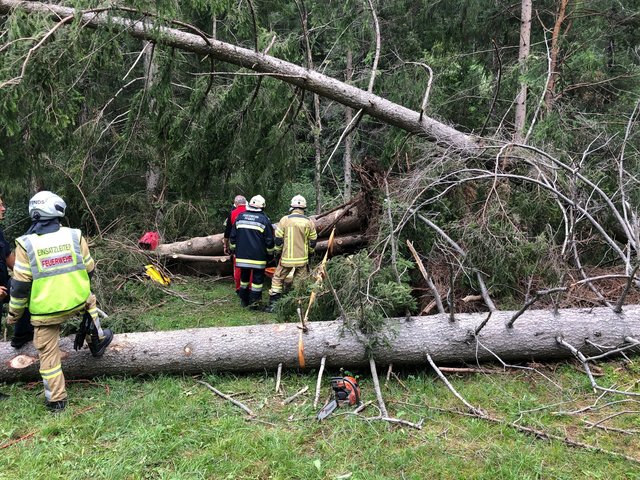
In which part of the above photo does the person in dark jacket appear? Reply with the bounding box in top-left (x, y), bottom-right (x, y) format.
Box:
top-left (0, 194), bottom-right (34, 351)
top-left (223, 195), bottom-right (248, 293)
top-left (229, 195), bottom-right (274, 309)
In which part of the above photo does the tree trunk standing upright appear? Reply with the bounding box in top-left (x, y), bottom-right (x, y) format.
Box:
top-left (514, 0), bottom-right (532, 142)
top-left (143, 41), bottom-right (165, 225)
top-left (343, 49), bottom-right (354, 201)
top-left (543, 0), bottom-right (570, 114)
top-left (314, 93), bottom-right (322, 214)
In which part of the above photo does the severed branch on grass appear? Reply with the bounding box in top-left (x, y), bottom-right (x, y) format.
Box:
top-left (313, 356), bottom-right (326, 409)
top-left (282, 385), bottom-right (309, 405)
top-left (556, 337), bottom-right (640, 397)
top-left (369, 357), bottom-right (388, 417)
top-left (360, 415), bottom-right (424, 430)
top-left (426, 352), bottom-right (485, 416)
top-left (275, 362), bottom-right (283, 394)
top-left (197, 380), bottom-right (255, 416)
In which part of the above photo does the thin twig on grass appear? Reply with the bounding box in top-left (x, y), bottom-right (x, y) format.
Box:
top-left (557, 337), bottom-right (640, 397)
top-left (426, 353), bottom-right (484, 416)
top-left (585, 410), bottom-right (640, 428)
top-left (583, 421), bottom-right (640, 435)
top-left (432, 406), bottom-right (640, 465)
top-left (391, 372), bottom-right (410, 392)
top-left (361, 416), bottom-right (424, 430)
top-left (474, 338), bottom-right (563, 389)
top-left (0, 431), bottom-right (36, 450)
top-left (554, 399), bottom-right (640, 416)
top-left (438, 366), bottom-right (510, 375)
top-left (282, 385), bottom-right (309, 405)
top-left (584, 340), bottom-right (640, 362)
top-left (197, 380), bottom-right (255, 416)
top-left (385, 364), bottom-right (393, 384)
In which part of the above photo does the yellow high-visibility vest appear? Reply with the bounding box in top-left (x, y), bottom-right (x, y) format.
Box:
top-left (17, 227), bottom-right (90, 321)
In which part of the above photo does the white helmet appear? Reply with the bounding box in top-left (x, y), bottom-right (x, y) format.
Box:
top-left (248, 195), bottom-right (266, 210)
top-left (28, 191), bottom-right (66, 220)
top-left (290, 195), bottom-right (307, 209)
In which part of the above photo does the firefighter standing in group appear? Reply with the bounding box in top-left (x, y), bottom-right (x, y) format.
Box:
top-left (229, 195), bottom-right (275, 309)
top-left (266, 195), bottom-right (317, 312)
top-left (223, 195), bottom-right (249, 293)
top-left (7, 191), bottom-right (113, 413)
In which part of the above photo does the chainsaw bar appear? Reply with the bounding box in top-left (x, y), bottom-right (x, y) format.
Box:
top-left (316, 399), bottom-right (338, 421)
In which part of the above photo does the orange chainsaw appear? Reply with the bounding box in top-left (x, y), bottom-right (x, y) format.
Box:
top-left (316, 376), bottom-right (361, 420)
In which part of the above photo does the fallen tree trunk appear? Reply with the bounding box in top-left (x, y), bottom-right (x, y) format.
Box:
top-left (155, 205), bottom-right (364, 257)
top-left (0, 0), bottom-right (479, 151)
top-left (162, 234), bottom-right (367, 276)
top-left (1, 306), bottom-right (639, 382)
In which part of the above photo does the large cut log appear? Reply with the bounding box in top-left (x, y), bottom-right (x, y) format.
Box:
top-left (1, 306), bottom-right (639, 382)
top-left (162, 234), bottom-right (367, 276)
top-left (155, 206), bottom-right (364, 257)
top-left (0, 1), bottom-right (479, 151)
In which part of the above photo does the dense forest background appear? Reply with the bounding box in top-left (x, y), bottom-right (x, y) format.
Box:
top-left (1, 0), bottom-right (639, 313)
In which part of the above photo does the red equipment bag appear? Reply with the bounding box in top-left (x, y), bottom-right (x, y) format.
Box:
top-left (138, 231), bottom-right (160, 251)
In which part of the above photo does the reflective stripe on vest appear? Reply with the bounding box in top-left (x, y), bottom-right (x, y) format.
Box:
top-left (17, 228), bottom-right (90, 317)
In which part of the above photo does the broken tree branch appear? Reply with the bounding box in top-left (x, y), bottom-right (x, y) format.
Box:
top-left (197, 380), bottom-right (255, 416)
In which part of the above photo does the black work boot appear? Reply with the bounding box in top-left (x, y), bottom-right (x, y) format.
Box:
top-left (264, 293), bottom-right (281, 313)
top-left (45, 399), bottom-right (67, 414)
top-left (238, 288), bottom-right (250, 308)
top-left (248, 291), bottom-right (262, 311)
top-left (10, 331), bottom-right (34, 349)
top-left (88, 329), bottom-right (114, 358)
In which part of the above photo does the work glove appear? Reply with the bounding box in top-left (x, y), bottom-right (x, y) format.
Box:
top-left (74, 312), bottom-right (92, 351)
top-left (6, 310), bottom-right (20, 325)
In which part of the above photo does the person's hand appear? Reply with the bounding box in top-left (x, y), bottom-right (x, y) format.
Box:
top-left (0, 285), bottom-right (7, 302)
top-left (224, 246), bottom-right (230, 255)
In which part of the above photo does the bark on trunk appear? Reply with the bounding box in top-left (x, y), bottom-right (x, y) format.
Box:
top-left (543, 0), bottom-right (569, 114)
top-left (155, 204), bottom-right (363, 256)
top-left (162, 234), bottom-right (367, 276)
top-left (0, 0), bottom-right (478, 151)
top-left (514, 0), bottom-right (532, 142)
top-left (2, 306), bottom-right (639, 382)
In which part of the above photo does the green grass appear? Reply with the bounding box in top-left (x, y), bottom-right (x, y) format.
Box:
top-left (1, 277), bottom-right (640, 479)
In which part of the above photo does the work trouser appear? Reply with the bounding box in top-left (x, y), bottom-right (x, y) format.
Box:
top-left (240, 268), bottom-right (265, 304)
top-left (233, 256), bottom-right (252, 292)
top-left (31, 295), bottom-right (99, 403)
top-left (269, 264), bottom-right (306, 295)
top-left (34, 324), bottom-right (66, 402)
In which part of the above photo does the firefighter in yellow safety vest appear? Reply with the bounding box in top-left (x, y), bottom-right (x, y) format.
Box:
top-left (266, 195), bottom-right (317, 312)
top-left (7, 191), bottom-right (113, 413)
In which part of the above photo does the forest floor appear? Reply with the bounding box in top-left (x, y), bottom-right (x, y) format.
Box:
top-left (1, 276), bottom-right (639, 479)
